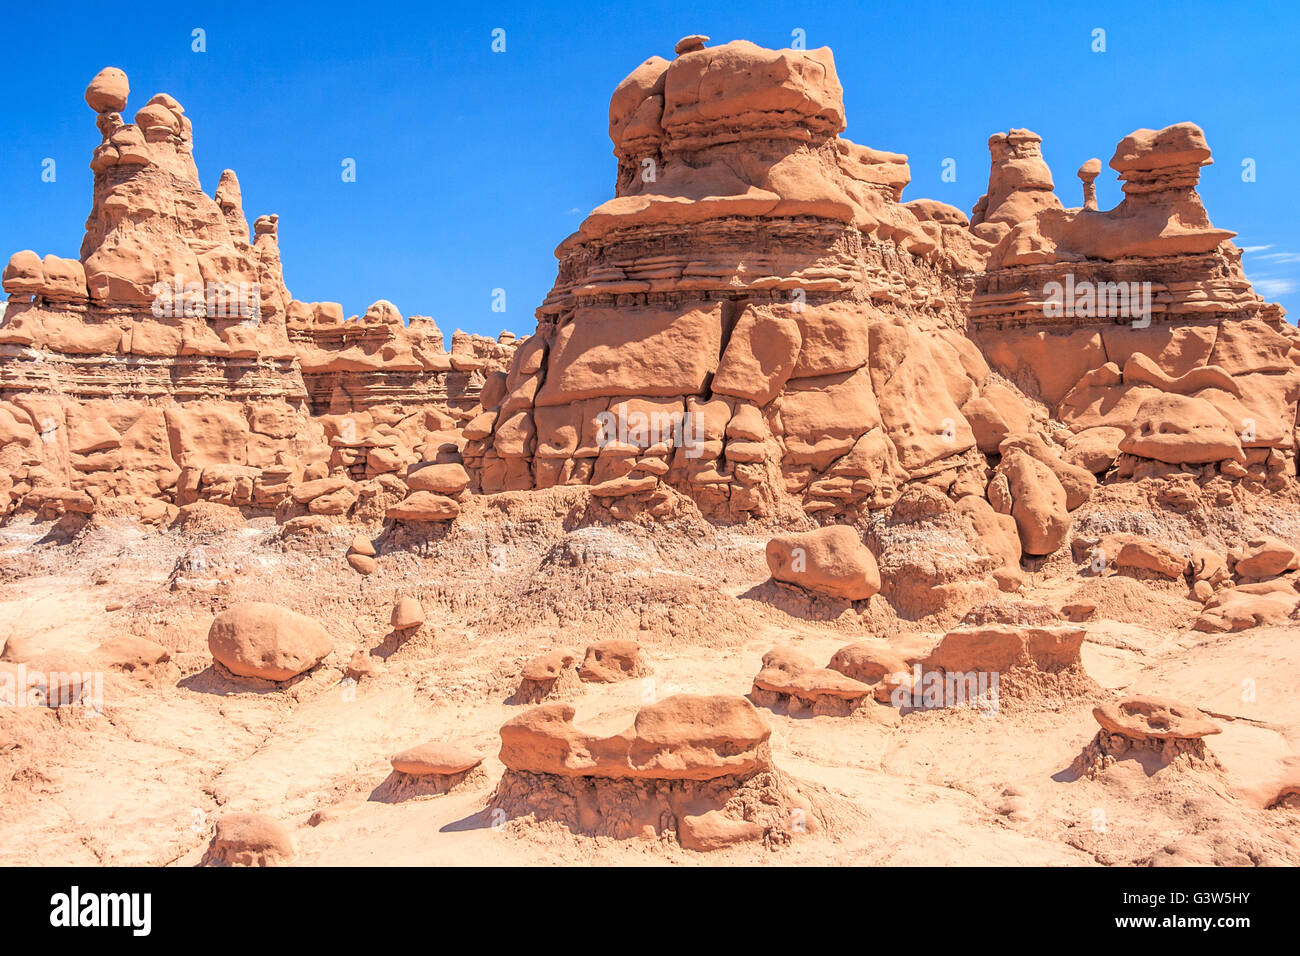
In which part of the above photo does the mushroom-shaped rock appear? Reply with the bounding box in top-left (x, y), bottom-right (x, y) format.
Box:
top-left (522, 650), bottom-right (577, 682)
top-left (391, 596), bottom-right (425, 631)
top-left (345, 649), bottom-right (384, 680)
top-left (491, 694), bottom-right (813, 850)
top-left (749, 646), bottom-right (875, 716)
top-left (391, 742), bottom-right (482, 776)
top-left (827, 642), bottom-right (912, 702)
top-left (85, 67), bottom-right (129, 113)
top-left (207, 602), bottom-right (332, 681)
top-left (499, 694), bottom-right (771, 780)
top-left (387, 491), bottom-right (460, 522)
top-left (578, 639), bottom-right (646, 682)
top-left (1093, 696), bottom-right (1221, 741)
top-left (201, 812), bottom-right (295, 867)
top-left (514, 649), bottom-right (580, 704)
top-left (348, 533), bottom-right (376, 557)
top-left (1077, 157), bottom-right (1102, 210)
top-left (765, 525), bottom-right (880, 600)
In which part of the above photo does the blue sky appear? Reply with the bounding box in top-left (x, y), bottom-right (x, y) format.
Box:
top-left (2, 0), bottom-right (1297, 337)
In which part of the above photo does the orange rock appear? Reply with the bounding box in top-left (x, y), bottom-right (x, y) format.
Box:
top-left (207, 602), bottom-right (333, 681)
top-left (998, 448), bottom-right (1069, 556)
top-left (498, 694), bottom-right (771, 780)
top-left (387, 491), bottom-right (460, 522)
top-left (1234, 537), bottom-right (1300, 579)
top-left (405, 462), bottom-right (469, 495)
top-left (201, 813), bottom-right (295, 867)
top-left (390, 596), bottom-right (425, 631)
top-left (390, 742), bottom-right (481, 776)
top-left (1120, 393), bottom-right (1245, 464)
top-left (765, 525), bottom-right (880, 600)
top-left (1093, 696), bottom-right (1221, 741)
top-left (578, 640), bottom-right (646, 682)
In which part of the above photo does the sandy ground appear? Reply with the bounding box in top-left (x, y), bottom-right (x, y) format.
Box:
top-left (1, 494), bottom-right (1298, 867)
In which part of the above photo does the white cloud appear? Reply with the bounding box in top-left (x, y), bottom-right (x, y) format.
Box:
top-left (1260, 252), bottom-right (1300, 263)
top-left (1240, 244), bottom-right (1274, 253)
top-left (1252, 277), bottom-right (1298, 297)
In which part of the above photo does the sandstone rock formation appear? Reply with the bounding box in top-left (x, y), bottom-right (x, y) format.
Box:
top-left (200, 812), bottom-right (296, 867)
top-left (453, 36), bottom-right (1295, 580)
top-left (0, 68), bottom-right (515, 528)
top-left (390, 596), bottom-right (425, 632)
top-left (921, 619), bottom-right (1095, 701)
top-left (1076, 695), bottom-right (1223, 775)
top-left (207, 602), bottom-right (332, 681)
top-left (492, 694), bottom-right (818, 850)
top-left (577, 639), bottom-right (648, 683)
top-left (765, 525), bottom-right (880, 600)
top-left (513, 649), bottom-right (581, 703)
top-left (748, 646), bottom-right (875, 716)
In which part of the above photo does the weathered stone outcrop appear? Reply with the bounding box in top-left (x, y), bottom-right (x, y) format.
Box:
top-left (0, 68), bottom-right (517, 525)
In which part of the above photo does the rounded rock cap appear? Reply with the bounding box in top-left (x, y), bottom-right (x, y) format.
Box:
top-left (674, 34), bottom-right (709, 55)
top-left (85, 67), bottom-right (129, 113)
top-left (1077, 158), bottom-right (1102, 182)
top-left (391, 741), bottom-right (482, 776)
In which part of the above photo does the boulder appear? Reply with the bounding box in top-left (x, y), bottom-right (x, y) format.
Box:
top-left (387, 491), bottom-right (460, 522)
top-left (1234, 537), bottom-right (1300, 580)
top-left (1093, 696), bottom-right (1221, 741)
top-left (578, 639), bottom-right (646, 682)
top-left (405, 462), bottom-right (470, 495)
top-left (390, 742), bottom-right (482, 776)
top-left (998, 448), bottom-right (1069, 556)
top-left (207, 602), bottom-right (332, 681)
top-left (390, 596), bottom-right (425, 631)
top-left (765, 525), bottom-right (880, 600)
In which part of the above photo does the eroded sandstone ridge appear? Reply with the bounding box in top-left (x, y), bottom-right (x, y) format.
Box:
top-left (2, 41), bottom-right (1297, 576)
top-left (460, 37), bottom-right (1296, 561)
top-left (0, 68), bottom-right (512, 525)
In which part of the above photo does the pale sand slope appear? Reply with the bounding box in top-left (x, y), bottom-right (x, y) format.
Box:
top-left (0, 510), bottom-right (1297, 867)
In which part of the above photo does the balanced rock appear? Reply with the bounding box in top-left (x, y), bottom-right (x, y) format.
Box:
top-left (499, 694), bottom-right (771, 780)
top-left (491, 694), bottom-right (813, 851)
top-left (85, 67), bottom-right (129, 113)
top-left (1094, 696), bottom-right (1221, 741)
top-left (1077, 695), bottom-right (1224, 774)
top-left (514, 649), bottom-right (580, 703)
